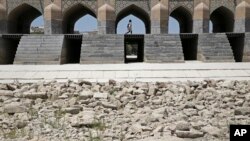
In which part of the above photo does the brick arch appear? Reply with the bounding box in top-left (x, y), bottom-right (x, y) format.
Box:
top-left (115, 0), bottom-right (150, 15)
top-left (115, 4), bottom-right (151, 34)
top-left (170, 6), bottom-right (193, 33)
top-left (170, 5), bottom-right (193, 15)
top-left (7, 0), bottom-right (43, 14)
top-left (210, 6), bottom-right (235, 33)
top-left (7, 3), bottom-right (42, 34)
top-left (210, 0), bottom-right (235, 14)
top-left (62, 3), bottom-right (97, 34)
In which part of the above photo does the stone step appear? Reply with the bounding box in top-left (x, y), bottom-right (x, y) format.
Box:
top-left (144, 35), bottom-right (184, 63)
top-left (198, 33), bottom-right (234, 62)
top-left (16, 50), bottom-right (61, 54)
top-left (19, 40), bottom-right (63, 43)
top-left (14, 61), bottom-right (59, 65)
top-left (14, 57), bottom-right (60, 62)
top-left (24, 36), bottom-right (64, 38)
top-left (14, 35), bottom-right (64, 64)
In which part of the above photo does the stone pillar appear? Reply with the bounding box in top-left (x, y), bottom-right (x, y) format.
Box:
top-left (0, 0), bottom-right (7, 34)
top-left (235, 1), bottom-right (250, 32)
top-left (97, 3), bottom-right (116, 34)
top-left (151, 1), bottom-right (168, 34)
top-left (193, 2), bottom-right (209, 33)
top-left (44, 0), bottom-right (62, 34)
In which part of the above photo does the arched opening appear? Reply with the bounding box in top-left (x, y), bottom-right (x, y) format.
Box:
top-left (74, 15), bottom-right (97, 34)
top-left (8, 4), bottom-right (42, 34)
top-left (62, 4), bottom-right (97, 34)
top-left (168, 17), bottom-right (180, 33)
top-left (116, 5), bottom-right (150, 34)
top-left (210, 6), bottom-right (234, 33)
top-left (209, 20), bottom-right (213, 33)
top-left (117, 15), bottom-right (146, 34)
top-left (170, 6), bottom-right (193, 33)
top-left (30, 16), bottom-right (44, 34)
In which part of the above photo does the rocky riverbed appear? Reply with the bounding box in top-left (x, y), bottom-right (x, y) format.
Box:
top-left (0, 80), bottom-right (250, 141)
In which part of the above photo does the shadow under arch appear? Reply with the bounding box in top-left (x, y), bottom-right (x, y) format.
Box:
top-left (116, 4), bottom-right (150, 34)
top-left (62, 3), bottom-right (96, 34)
top-left (210, 6), bottom-right (234, 33)
top-left (7, 3), bottom-right (42, 34)
top-left (170, 6), bottom-right (193, 33)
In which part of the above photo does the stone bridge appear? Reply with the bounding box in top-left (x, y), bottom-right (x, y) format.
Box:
top-left (0, 0), bottom-right (249, 34)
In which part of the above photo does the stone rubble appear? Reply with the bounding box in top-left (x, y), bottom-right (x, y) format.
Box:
top-left (0, 80), bottom-right (250, 141)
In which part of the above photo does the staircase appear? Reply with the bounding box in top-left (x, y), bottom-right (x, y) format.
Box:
top-left (144, 34), bottom-right (184, 63)
top-left (80, 34), bottom-right (124, 64)
top-left (198, 33), bottom-right (235, 62)
top-left (14, 35), bottom-right (64, 64)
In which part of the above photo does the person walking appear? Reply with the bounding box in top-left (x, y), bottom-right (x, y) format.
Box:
top-left (126, 20), bottom-right (132, 34)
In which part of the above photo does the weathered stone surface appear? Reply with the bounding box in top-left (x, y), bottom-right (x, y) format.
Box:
top-left (235, 107), bottom-right (250, 115)
top-left (201, 126), bottom-right (222, 137)
top-left (79, 91), bottom-right (93, 100)
top-left (175, 130), bottom-right (204, 138)
top-left (176, 121), bottom-right (191, 131)
top-left (102, 102), bottom-right (117, 110)
top-left (23, 92), bottom-right (48, 99)
top-left (93, 92), bottom-right (108, 99)
top-left (4, 102), bottom-right (27, 114)
top-left (0, 90), bottom-right (14, 97)
top-left (0, 80), bottom-right (249, 141)
top-left (63, 107), bottom-right (81, 114)
top-left (71, 110), bottom-right (95, 127)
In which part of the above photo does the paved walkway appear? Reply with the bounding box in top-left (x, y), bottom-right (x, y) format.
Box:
top-left (1, 62), bottom-right (250, 83)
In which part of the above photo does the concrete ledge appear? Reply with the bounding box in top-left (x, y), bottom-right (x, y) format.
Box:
top-left (0, 63), bottom-right (250, 83)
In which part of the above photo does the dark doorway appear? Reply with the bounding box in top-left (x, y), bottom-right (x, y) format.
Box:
top-left (210, 6), bottom-right (234, 33)
top-left (0, 35), bottom-right (21, 64)
top-left (61, 35), bottom-right (82, 64)
top-left (124, 35), bottom-right (144, 63)
top-left (226, 33), bottom-right (245, 62)
top-left (180, 34), bottom-right (198, 60)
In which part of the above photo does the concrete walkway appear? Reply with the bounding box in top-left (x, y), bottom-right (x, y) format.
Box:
top-left (0, 62), bottom-right (250, 83)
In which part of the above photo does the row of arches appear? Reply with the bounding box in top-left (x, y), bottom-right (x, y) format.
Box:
top-left (5, 3), bottom-right (235, 34)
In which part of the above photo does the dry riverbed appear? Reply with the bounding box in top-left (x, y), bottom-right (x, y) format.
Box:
top-left (0, 80), bottom-right (250, 141)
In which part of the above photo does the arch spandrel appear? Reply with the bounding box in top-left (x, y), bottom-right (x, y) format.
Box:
top-left (62, 3), bottom-right (96, 18)
top-left (169, 0), bottom-right (194, 14)
top-left (62, 0), bottom-right (97, 14)
top-left (210, 0), bottom-right (235, 14)
top-left (7, 0), bottom-right (43, 14)
top-left (115, 0), bottom-right (150, 15)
